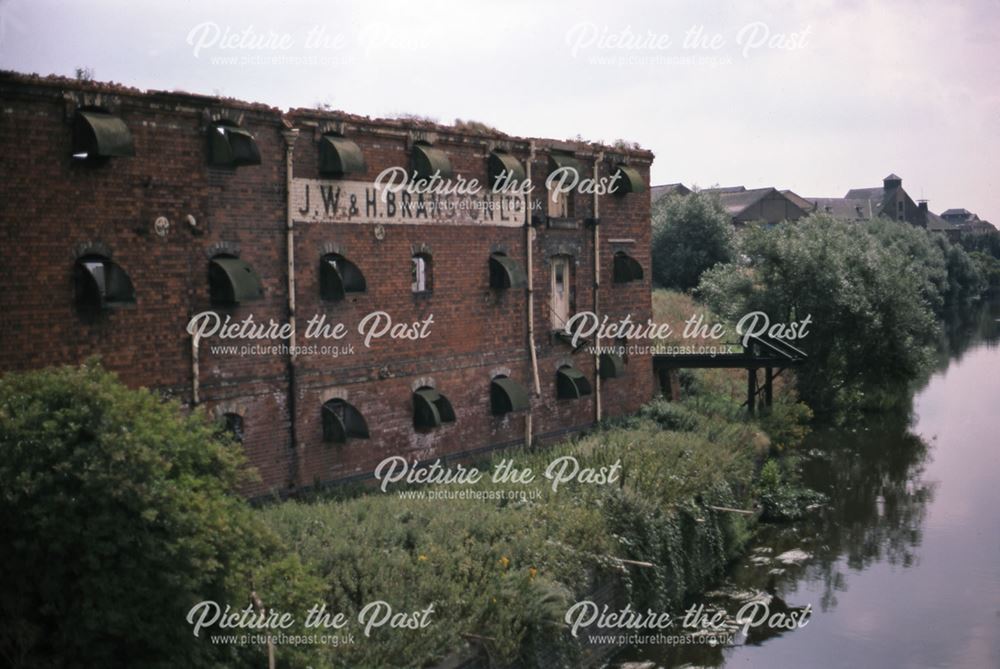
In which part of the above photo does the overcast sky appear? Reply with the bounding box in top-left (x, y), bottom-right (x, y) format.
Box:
top-left (2, 0), bottom-right (998, 221)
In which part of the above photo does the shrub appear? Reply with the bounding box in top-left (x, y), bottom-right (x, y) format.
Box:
top-left (651, 192), bottom-right (734, 290)
top-left (0, 361), bottom-right (303, 668)
top-left (754, 459), bottom-right (826, 522)
top-left (969, 251), bottom-right (1000, 293)
top-left (637, 399), bottom-right (702, 431)
top-left (697, 215), bottom-right (944, 416)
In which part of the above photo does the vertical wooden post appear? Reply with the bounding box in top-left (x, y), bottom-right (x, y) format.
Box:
top-left (669, 369), bottom-right (681, 401)
top-left (747, 368), bottom-right (757, 415)
top-left (765, 367), bottom-right (773, 409)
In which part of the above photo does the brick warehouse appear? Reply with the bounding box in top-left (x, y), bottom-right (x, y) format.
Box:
top-left (0, 71), bottom-right (655, 497)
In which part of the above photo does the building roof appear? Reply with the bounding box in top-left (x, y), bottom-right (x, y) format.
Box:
top-left (806, 197), bottom-right (876, 220)
top-left (650, 183), bottom-right (691, 202)
top-left (962, 219), bottom-right (996, 233)
top-left (941, 208), bottom-right (972, 217)
top-left (780, 190), bottom-right (815, 212)
top-left (884, 173), bottom-right (901, 181)
top-left (701, 186), bottom-right (747, 194)
top-left (924, 209), bottom-right (954, 233)
top-left (0, 69), bottom-right (655, 159)
top-left (844, 186), bottom-right (886, 202)
top-left (714, 187), bottom-right (780, 216)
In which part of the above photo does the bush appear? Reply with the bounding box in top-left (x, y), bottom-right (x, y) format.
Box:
top-left (637, 399), bottom-right (702, 431)
top-left (0, 361), bottom-right (302, 668)
top-left (651, 192), bottom-right (734, 290)
top-left (754, 459), bottom-right (826, 522)
top-left (758, 400), bottom-right (813, 452)
top-left (969, 251), bottom-right (1000, 293)
top-left (697, 215), bottom-right (945, 415)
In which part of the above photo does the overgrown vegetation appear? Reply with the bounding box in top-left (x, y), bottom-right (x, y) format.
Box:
top-left (0, 361), bottom-right (320, 668)
top-left (754, 458), bottom-right (826, 522)
top-left (697, 214), bottom-right (984, 416)
top-left (0, 356), bottom-right (815, 668)
top-left (651, 192), bottom-right (734, 290)
top-left (258, 398), bottom-right (771, 668)
top-left (960, 229), bottom-right (1000, 294)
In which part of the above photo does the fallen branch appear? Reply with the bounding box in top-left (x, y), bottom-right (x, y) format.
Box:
top-left (706, 504), bottom-right (756, 516)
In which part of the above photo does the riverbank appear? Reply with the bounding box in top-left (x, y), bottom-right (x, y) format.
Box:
top-left (615, 297), bottom-right (1000, 668)
top-left (256, 398), bottom-right (773, 668)
top-left (251, 291), bottom-right (814, 668)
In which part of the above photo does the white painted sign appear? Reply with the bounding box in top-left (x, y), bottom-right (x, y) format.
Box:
top-left (291, 178), bottom-right (525, 227)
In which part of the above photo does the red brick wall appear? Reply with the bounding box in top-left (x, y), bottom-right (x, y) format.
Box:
top-left (0, 72), bottom-right (655, 498)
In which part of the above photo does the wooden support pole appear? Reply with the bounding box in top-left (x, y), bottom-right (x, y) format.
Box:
top-left (765, 367), bottom-right (773, 408)
top-left (657, 366), bottom-right (671, 398)
top-left (747, 368), bottom-right (757, 415)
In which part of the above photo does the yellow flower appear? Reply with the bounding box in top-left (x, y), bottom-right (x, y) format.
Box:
top-left (418, 554), bottom-right (428, 561)
top-left (499, 556), bottom-right (510, 569)
top-left (529, 567), bottom-right (538, 579)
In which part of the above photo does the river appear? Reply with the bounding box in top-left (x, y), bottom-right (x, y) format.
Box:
top-left (616, 302), bottom-right (1000, 668)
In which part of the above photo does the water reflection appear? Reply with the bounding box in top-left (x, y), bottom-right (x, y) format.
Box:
top-left (615, 300), bottom-right (1000, 668)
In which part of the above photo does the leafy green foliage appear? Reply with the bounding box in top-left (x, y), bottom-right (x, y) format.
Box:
top-left (696, 214), bottom-right (983, 415)
top-left (969, 251), bottom-right (1000, 293)
top-left (651, 192), bottom-right (735, 290)
top-left (758, 399), bottom-right (814, 452)
top-left (0, 361), bottom-right (820, 668)
top-left (0, 361), bottom-right (307, 668)
top-left (959, 228), bottom-right (1000, 259)
top-left (754, 459), bottom-right (826, 522)
top-left (258, 399), bottom-right (764, 667)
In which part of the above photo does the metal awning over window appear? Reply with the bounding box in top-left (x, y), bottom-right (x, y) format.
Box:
top-left (74, 256), bottom-right (135, 308)
top-left (208, 122), bottom-right (261, 167)
top-left (489, 253), bottom-right (527, 289)
top-left (487, 150), bottom-right (525, 188)
top-left (413, 387), bottom-right (456, 428)
top-left (320, 254), bottom-right (366, 301)
top-left (556, 365), bottom-right (592, 399)
top-left (614, 164), bottom-right (645, 195)
top-left (613, 251), bottom-right (644, 283)
top-left (490, 377), bottom-right (530, 415)
top-left (412, 142), bottom-right (453, 180)
top-left (319, 134), bottom-right (366, 176)
top-left (322, 399), bottom-right (370, 443)
top-left (209, 256), bottom-right (264, 305)
top-left (548, 152), bottom-right (583, 178)
top-left (72, 110), bottom-right (135, 159)
top-left (599, 353), bottom-right (626, 379)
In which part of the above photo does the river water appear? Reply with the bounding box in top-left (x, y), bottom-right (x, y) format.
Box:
top-left (618, 302), bottom-right (1000, 668)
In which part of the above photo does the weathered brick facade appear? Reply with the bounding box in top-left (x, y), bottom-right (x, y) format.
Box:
top-left (0, 72), bottom-right (655, 497)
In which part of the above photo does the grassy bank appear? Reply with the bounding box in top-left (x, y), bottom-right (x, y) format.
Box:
top-left (254, 292), bottom-right (810, 668)
top-left (258, 401), bottom-right (764, 668)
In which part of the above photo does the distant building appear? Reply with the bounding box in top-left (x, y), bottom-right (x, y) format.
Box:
top-left (709, 187), bottom-right (809, 226)
top-left (650, 182), bottom-right (691, 201)
top-left (780, 190), bottom-right (815, 212)
top-left (919, 202), bottom-right (961, 241)
top-left (652, 172), bottom-right (995, 235)
top-left (650, 183), bottom-right (808, 226)
top-left (804, 173), bottom-right (923, 226)
top-left (940, 208), bottom-right (996, 234)
top-left (807, 196), bottom-right (876, 221)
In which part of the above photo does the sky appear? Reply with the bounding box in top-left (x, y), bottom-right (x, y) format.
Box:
top-left (2, 0), bottom-right (998, 221)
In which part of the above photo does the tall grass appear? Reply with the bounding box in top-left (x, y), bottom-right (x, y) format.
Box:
top-left (257, 400), bottom-right (762, 668)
